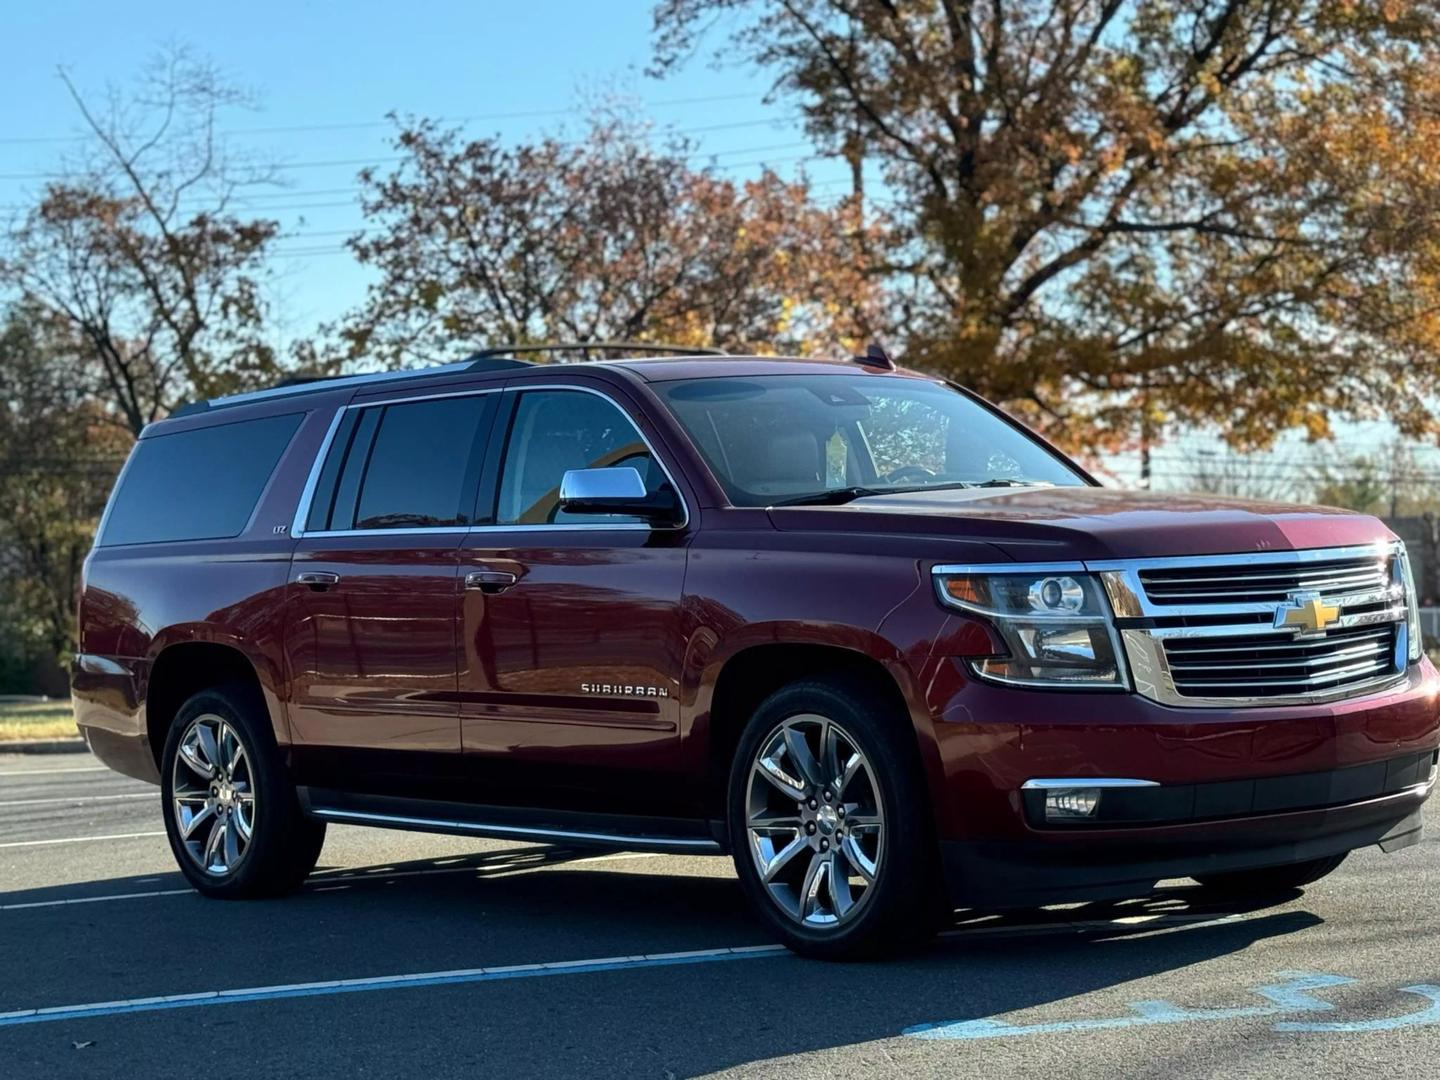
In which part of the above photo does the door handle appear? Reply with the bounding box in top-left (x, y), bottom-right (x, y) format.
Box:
top-left (296, 571), bottom-right (340, 590)
top-left (465, 570), bottom-right (518, 593)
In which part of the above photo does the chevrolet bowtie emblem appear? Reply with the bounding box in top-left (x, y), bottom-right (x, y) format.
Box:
top-left (1274, 592), bottom-right (1340, 636)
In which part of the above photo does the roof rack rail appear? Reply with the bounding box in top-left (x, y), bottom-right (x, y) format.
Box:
top-left (469, 341), bottom-right (728, 361)
top-left (168, 359), bottom-right (486, 418)
top-left (166, 342), bottom-right (726, 420)
top-left (464, 356), bottom-right (535, 372)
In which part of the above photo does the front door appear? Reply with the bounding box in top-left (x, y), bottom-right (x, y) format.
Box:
top-left (285, 389), bottom-right (499, 791)
top-left (458, 384), bottom-right (691, 815)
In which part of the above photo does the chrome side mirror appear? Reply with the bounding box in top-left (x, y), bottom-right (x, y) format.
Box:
top-left (558, 467), bottom-right (681, 524)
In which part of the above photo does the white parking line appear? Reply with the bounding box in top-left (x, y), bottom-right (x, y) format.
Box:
top-left (1, 888), bottom-right (194, 911)
top-left (0, 830), bottom-right (166, 849)
top-left (0, 792), bottom-right (153, 808)
top-left (0, 766), bottom-right (109, 777)
top-left (0, 944), bottom-right (790, 1027)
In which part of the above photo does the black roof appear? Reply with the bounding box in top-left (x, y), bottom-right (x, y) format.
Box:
top-left (168, 340), bottom-right (898, 417)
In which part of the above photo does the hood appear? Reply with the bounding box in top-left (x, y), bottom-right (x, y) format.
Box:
top-left (765, 486), bottom-right (1395, 562)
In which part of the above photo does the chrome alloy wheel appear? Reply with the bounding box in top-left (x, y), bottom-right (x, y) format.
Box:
top-left (745, 714), bottom-right (884, 928)
top-left (171, 713), bottom-right (255, 876)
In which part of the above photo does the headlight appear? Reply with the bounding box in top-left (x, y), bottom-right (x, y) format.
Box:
top-left (1395, 542), bottom-right (1424, 664)
top-left (934, 567), bottom-right (1128, 689)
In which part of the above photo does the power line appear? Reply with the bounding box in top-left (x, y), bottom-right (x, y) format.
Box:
top-left (0, 186), bottom-right (367, 211)
top-left (0, 92), bottom-right (782, 146)
top-left (0, 139), bottom-right (821, 187)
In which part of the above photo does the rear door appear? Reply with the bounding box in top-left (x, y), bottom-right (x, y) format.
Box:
top-left (456, 381), bottom-right (692, 815)
top-left (284, 387), bottom-right (500, 787)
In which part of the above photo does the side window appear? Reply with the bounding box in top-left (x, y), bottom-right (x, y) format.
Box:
top-left (495, 390), bottom-right (661, 525)
top-left (306, 394), bottom-right (493, 532)
top-left (101, 412), bottom-right (303, 546)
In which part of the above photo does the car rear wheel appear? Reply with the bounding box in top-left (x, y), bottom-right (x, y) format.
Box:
top-left (1192, 853), bottom-right (1347, 896)
top-left (161, 683), bottom-right (325, 898)
top-left (728, 676), bottom-right (943, 959)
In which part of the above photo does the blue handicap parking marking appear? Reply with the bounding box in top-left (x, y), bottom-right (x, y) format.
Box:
top-left (905, 972), bottom-right (1440, 1041)
top-left (1276, 985), bottom-right (1440, 1033)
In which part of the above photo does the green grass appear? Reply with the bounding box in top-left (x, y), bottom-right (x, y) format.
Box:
top-left (0, 701), bottom-right (79, 742)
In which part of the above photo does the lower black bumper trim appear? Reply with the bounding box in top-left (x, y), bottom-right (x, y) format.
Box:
top-left (946, 789), bottom-right (1429, 909)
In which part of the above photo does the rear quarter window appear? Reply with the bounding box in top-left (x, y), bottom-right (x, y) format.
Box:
top-left (99, 412), bottom-right (304, 546)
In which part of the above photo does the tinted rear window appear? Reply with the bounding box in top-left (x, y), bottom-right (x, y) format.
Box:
top-left (354, 397), bottom-right (490, 529)
top-left (100, 413), bottom-right (303, 546)
top-left (305, 394), bottom-right (495, 532)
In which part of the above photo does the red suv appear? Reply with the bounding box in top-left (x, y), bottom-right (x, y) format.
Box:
top-left (73, 347), bottom-right (1439, 957)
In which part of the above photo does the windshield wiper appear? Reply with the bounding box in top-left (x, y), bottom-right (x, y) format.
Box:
top-left (772, 479), bottom-right (1050, 507)
top-left (772, 486), bottom-right (887, 507)
top-left (772, 482), bottom-right (974, 506)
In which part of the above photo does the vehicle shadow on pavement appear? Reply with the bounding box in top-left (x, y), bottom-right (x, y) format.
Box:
top-left (1, 844), bottom-right (1327, 1076)
top-left (3, 861), bottom-right (1332, 1078)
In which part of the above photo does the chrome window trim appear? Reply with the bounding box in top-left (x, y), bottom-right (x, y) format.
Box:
top-left (291, 383), bottom-right (691, 539)
top-left (298, 527), bottom-right (474, 539)
top-left (1021, 778), bottom-right (1160, 790)
top-left (291, 401), bottom-right (365, 539)
top-left (299, 523), bottom-right (657, 540)
top-left (291, 387), bottom-right (504, 539)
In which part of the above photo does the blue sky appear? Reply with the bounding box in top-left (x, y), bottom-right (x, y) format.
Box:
top-left (0, 1), bottom-right (1420, 484)
top-left (0, 0), bottom-right (847, 349)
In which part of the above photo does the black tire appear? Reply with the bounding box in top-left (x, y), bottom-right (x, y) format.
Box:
top-left (160, 682), bottom-right (325, 898)
top-left (1192, 853), bottom-right (1347, 896)
top-left (727, 675), bottom-right (943, 959)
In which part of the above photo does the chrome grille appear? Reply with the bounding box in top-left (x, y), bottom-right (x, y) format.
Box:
top-left (1138, 555), bottom-right (1388, 605)
top-left (1162, 623), bottom-right (1397, 699)
top-left (1096, 543), bottom-right (1409, 708)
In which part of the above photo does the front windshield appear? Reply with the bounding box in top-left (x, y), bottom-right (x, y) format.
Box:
top-left (654, 374), bottom-right (1089, 506)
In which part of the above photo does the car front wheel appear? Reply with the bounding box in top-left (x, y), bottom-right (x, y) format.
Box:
top-left (728, 676), bottom-right (943, 959)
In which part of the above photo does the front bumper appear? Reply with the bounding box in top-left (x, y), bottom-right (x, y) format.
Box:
top-left (942, 777), bottom-right (1431, 908)
top-left (923, 654), bottom-right (1440, 907)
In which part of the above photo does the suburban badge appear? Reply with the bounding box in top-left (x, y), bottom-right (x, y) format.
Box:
top-left (581, 682), bottom-right (669, 698)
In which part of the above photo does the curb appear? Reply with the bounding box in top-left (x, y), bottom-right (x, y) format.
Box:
top-left (0, 738), bottom-right (88, 755)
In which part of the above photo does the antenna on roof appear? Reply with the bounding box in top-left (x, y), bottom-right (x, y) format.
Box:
top-left (855, 343), bottom-right (897, 370)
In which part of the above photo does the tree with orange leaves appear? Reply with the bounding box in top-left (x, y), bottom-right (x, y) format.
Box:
top-left (652, 1), bottom-right (1440, 456)
top-left (332, 117), bottom-right (892, 365)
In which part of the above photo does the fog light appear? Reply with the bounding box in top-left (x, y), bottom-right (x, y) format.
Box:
top-left (1044, 787), bottom-right (1101, 820)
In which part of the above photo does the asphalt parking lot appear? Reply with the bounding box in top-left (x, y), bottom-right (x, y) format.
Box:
top-left (2, 752), bottom-right (1438, 1079)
